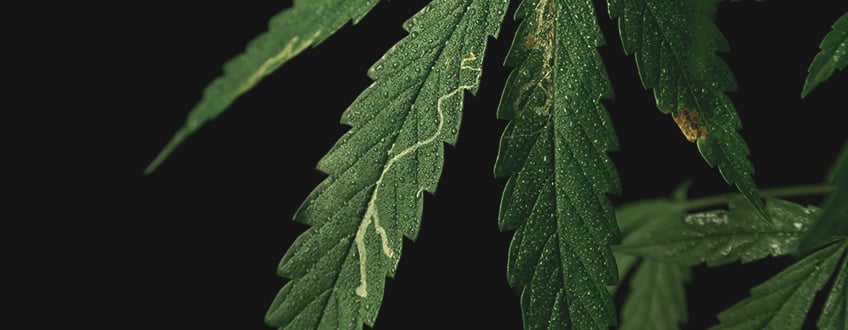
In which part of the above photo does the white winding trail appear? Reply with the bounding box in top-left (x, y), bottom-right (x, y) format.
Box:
top-left (355, 52), bottom-right (482, 297)
top-left (239, 31), bottom-right (322, 95)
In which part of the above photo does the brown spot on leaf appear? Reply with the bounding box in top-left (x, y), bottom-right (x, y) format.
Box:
top-left (672, 108), bottom-right (707, 142)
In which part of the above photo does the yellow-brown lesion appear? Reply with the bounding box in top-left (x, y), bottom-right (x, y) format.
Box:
top-left (513, 0), bottom-right (556, 117)
top-left (672, 108), bottom-right (708, 142)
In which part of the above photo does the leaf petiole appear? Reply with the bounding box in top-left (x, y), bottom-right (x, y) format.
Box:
top-left (683, 183), bottom-right (834, 212)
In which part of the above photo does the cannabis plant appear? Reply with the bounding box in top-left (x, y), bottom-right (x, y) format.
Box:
top-left (146, 0), bottom-right (847, 329)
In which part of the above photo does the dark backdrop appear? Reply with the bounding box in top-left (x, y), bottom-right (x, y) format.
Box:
top-left (52, 1), bottom-right (847, 329)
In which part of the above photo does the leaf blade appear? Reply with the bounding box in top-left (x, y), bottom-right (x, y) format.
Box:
top-left (607, 0), bottom-right (766, 217)
top-left (145, 0), bottom-right (382, 174)
top-left (802, 12), bottom-right (848, 98)
top-left (799, 142), bottom-right (848, 251)
top-left (614, 198), bottom-right (820, 267)
top-left (608, 196), bottom-right (686, 295)
top-left (711, 240), bottom-right (847, 330)
top-left (265, 1), bottom-right (508, 328)
top-left (497, 0), bottom-right (621, 328)
top-left (620, 259), bottom-right (691, 330)
top-left (611, 186), bottom-right (693, 328)
top-left (819, 254), bottom-right (848, 330)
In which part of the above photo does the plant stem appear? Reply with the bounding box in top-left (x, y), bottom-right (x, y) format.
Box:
top-left (684, 183), bottom-right (834, 211)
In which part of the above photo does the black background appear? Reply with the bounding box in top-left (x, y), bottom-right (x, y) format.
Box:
top-left (27, 1), bottom-right (847, 329)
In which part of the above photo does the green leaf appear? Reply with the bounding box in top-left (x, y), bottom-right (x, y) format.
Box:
top-left (620, 259), bottom-right (691, 330)
top-left (495, 0), bottom-right (621, 328)
top-left (615, 199), bottom-right (679, 238)
top-left (144, 0), bottom-right (381, 174)
top-left (609, 252), bottom-right (637, 295)
top-left (612, 188), bottom-right (692, 329)
top-left (819, 253), bottom-right (848, 330)
top-left (609, 190), bottom-right (687, 295)
top-left (614, 184), bottom-right (688, 242)
top-left (802, 12), bottom-right (848, 98)
top-left (799, 142), bottom-right (848, 251)
top-left (712, 240), bottom-right (848, 330)
top-left (607, 0), bottom-right (766, 218)
top-left (608, 200), bottom-right (672, 294)
top-left (614, 198), bottom-right (820, 266)
top-left (264, 1), bottom-right (507, 329)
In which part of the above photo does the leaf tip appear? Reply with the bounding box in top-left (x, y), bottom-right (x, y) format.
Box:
top-left (143, 157), bottom-right (163, 176)
top-left (800, 82), bottom-right (815, 99)
top-left (671, 179), bottom-right (693, 202)
top-left (144, 128), bottom-right (191, 175)
top-left (752, 196), bottom-right (771, 225)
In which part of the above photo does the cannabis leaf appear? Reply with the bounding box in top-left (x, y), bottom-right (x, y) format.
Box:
top-left (145, 0), bottom-right (382, 174)
top-left (802, 12), bottom-right (848, 98)
top-left (262, 1), bottom-right (507, 328)
top-left (614, 198), bottom-right (819, 266)
top-left (620, 259), bottom-right (691, 330)
top-left (607, 0), bottom-right (766, 217)
top-left (799, 143), bottom-right (848, 251)
top-left (795, 144), bottom-right (848, 329)
top-left (495, 0), bottom-right (621, 328)
top-left (608, 187), bottom-right (686, 290)
top-left (819, 254), bottom-right (848, 330)
top-left (608, 198), bottom-right (682, 295)
top-left (712, 240), bottom-right (848, 330)
top-left (613, 182), bottom-right (689, 244)
top-left (611, 185), bottom-right (691, 329)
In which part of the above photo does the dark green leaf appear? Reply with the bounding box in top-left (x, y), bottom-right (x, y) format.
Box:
top-left (611, 193), bottom-right (692, 328)
top-left (607, 0), bottom-right (766, 218)
top-left (799, 142), bottom-right (848, 252)
top-left (264, 1), bottom-right (508, 328)
top-left (620, 259), bottom-right (691, 330)
top-left (712, 240), bottom-right (847, 330)
top-left (615, 198), bottom-right (819, 266)
top-left (496, 0), bottom-right (621, 328)
top-left (802, 12), bottom-right (848, 98)
top-left (615, 198), bottom-right (686, 242)
top-left (819, 253), bottom-right (848, 330)
top-left (609, 189), bottom-right (687, 294)
top-left (145, 0), bottom-right (381, 174)
top-left (608, 201), bottom-right (668, 294)
top-left (609, 252), bottom-right (638, 295)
